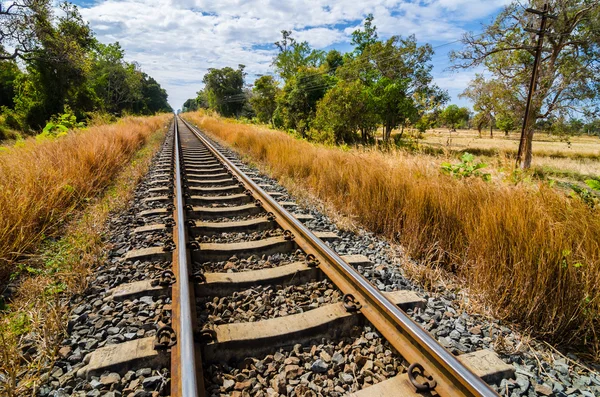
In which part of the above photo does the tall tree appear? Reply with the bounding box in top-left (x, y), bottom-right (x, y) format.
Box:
top-left (90, 42), bottom-right (142, 115)
top-left (441, 104), bottom-right (470, 131)
top-left (202, 65), bottom-right (246, 117)
top-left (351, 14), bottom-right (378, 56)
top-left (250, 75), bottom-right (279, 125)
top-left (0, 57), bottom-right (21, 108)
top-left (277, 67), bottom-right (333, 137)
top-left (452, 0), bottom-right (600, 168)
top-left (314, 79), bottom-right (377, 144)
top-left (460, 75), bottom-right (500, 137)
top-left (273, 30), bottom-right (324, 81)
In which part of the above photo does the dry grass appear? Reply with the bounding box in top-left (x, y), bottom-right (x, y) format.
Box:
top-left (420, 128), bottom-right (600, 160)
top-left (0, 115), bottom-right (171, 283)
top-left (0, 120), bottom-right (167, 396)
top-left (184, 111), bottom-right (600, 356)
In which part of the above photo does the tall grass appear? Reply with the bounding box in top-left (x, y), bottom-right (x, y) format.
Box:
top-left (184, 112), bottom-right (600, 353)
top-left (0, 115), bottom-right (170, 282)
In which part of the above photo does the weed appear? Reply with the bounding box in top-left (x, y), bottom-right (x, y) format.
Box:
top-left (441, 152), bottom-right (491, 181)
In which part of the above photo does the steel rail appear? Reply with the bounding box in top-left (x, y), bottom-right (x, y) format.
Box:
top-left (179, 116), bottom-right (498, 397)
top-left (173, 117), bottom-right (200, 397)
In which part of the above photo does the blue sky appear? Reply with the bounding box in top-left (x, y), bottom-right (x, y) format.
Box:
top-left (72, 0), bottom-right (511, 110)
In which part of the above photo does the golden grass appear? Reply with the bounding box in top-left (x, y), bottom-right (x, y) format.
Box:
top-left (184, 111), bottom-right (600, 354)
top-left (420, 128), bottom-right (600, 160)
top-left (0, 122), bottom-right (167, 396)
top-left (0, 115), bottom-right (171, 282)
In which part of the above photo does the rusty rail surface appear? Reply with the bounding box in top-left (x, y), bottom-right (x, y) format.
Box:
top-left (176, 115), bottom-right (498, 397)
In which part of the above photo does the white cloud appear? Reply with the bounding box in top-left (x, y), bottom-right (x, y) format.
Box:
top-left (77, 0), bottom-right (508, 109)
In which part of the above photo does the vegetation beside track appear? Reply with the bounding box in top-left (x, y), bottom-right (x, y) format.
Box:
top-left (0, 115), bottom-right (170, 283)
top-left (183, 111), bottom-right (600, 358)
top-left (0, 117), bottom-right (167, 396)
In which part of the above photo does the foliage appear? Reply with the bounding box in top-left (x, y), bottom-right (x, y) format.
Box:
top-left (496, 113), bottom-right (516, 134)
top-left (570, 179), bottom-right (600, 208)
top-left (182, 98), bottom-right (199, 112)
top-left (39, 108), bottom-right (84, 139)
top-left (441, 152), bottom-right (491, 181)
top-left (202, 65), bottom-right (246, 117)
top-left (313, 79), bottom-right (375, 144)
top-left (440, 104), bottom-right (470, 131)
top-left (250, 76), bottom-right (280, 125)
top-left (277, 68), bottom-right (334, 137)
top-left (273, 30), bottom-right (324, 80)
top-left (452, 0), bottom-right (600, 168)
top-left (0, 1), bottom-right (171, 133)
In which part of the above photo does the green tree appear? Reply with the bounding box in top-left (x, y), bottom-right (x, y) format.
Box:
top-left (182, 98), bottom-right (198, 112)
top-left (133, 73), bottom-right (171, 114)
top-left (452, 0), bottom-right (600, 168)
top-left (0, 58), bottom-right (21, 108)
top-left (460, 75), bottom-right (502, 138)
top-left (314, 79), bottom-right (377, 144)
top-left (323, 49), bottom-right (344, 74)
top-left (496, 113), bottom-right (516, 134)
top-left (441, 105), bottom-right (470, 131)
top-left (277, 68), bottom-right (333, 137)
top-left (273, 30), bottom-right (324, 81)
top-left (202, 65), bottom-right (246, 117)
top-left (90, 42), bottom-right (142, 115)
top-left (351, 14), bottom-right (378, 55)
top-left (250, 75), bottom-right (279, 125)
top-left (277, 69), bottom-right (332, 137)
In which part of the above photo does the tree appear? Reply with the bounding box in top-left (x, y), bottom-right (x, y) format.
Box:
top-left (202, 65), bottom-right (246, 117)
top-left (182, 98), bottom-right (198, 112)
top-left (0, 0), bottom-right (52, 60)
top-left (196, 89), bottom-right (209, 109)
top-left (277, 67), bottom-right (333, 137)
top-left (351, 14), bottom-right (378, 55)
top-left (342, 22), bottom-right (439, 142)
top-left (471, 112), bottom-right (490, 137)
top-left (314, 79), bottom-right (377, 144)
top-left (460, 75), bottom-right (503, 138)
top-left (323, 49), bottom-right (344, 74)
top-left (273, 31), bottom-right (324, 81)
top-left (413, 86), bottom-right (449, 133)
top-left (90, 42), bottom-right (142, 115)
top-left (452, 0), bottom-right (600, 168)
top-left (1, 1), bottom-right (171, 132)
top-left (10, 1), bottom-right (96, 129)
top-left (441, 105), bottom-right (470, 131)
top-left (250, 75), bottom-right (280, 125)
top-left (0, 57), bottom-right (21, 108)
top-left (134, 73), bottom-right (171, 114)
top-left (496, 113), bottom-right (516, 135)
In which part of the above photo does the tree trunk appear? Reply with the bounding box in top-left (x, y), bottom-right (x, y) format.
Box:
top-left (490, 124), bottom-right (493, 139)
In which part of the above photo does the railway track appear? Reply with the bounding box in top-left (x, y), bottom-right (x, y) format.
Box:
top-left (65, 116), bottom-right (515, 397)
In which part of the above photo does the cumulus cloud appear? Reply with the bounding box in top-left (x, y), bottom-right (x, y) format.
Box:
top-left (76, 0), bottom-right (507, 109)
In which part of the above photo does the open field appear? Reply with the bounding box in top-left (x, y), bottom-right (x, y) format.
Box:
top-left (0, 115), bottom-right (170, 283)
top-left (183, 111), bottom-right (600, 355)
top-left (420, 128), bottom-right (600, 158)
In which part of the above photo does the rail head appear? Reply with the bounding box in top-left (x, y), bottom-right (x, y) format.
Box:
top-left (178, 115), bottom-right (499, 397)
top-left (173, 116), bottom-right (200, 397)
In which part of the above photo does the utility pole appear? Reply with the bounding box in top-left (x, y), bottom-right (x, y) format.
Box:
top-left (516, 3), bottom-right (556, 169)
